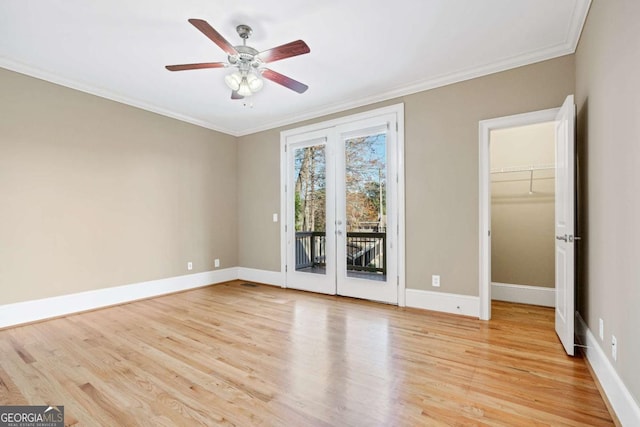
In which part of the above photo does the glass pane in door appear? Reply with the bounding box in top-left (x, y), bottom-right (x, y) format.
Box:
top-left (294, 144), bottom-right (326, 274)
top-left (344, 133), bottom-right (387, 281)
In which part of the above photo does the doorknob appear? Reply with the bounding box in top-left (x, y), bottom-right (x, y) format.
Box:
top-left (556, 235), bottom-right (567, 242)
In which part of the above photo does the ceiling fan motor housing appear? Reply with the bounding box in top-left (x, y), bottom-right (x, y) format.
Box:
top-left (229, 45), bottom-right (260, 68)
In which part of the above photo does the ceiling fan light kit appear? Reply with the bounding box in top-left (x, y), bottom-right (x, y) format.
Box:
top-left (224, 70), bottom-right (264, 95)
top-left (231, 71), bottom-right (262, 97)
top-left (166, 19), bottom-right (310, 100)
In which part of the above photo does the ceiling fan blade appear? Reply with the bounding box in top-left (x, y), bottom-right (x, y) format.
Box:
top-left (231, 90), bottom-right (244, 100)
top-left (262, 69), bottom-right (308, 94)
top-left (259, 40), bottom-right (310, 63)
top-left (165, 62), bottom-right (227, 71)
top-left (188, 18), bottom-right (238, 56)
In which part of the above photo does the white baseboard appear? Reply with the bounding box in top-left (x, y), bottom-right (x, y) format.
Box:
top-left (0, 268), bottom-right (238, 329)
top-left (237, 267), bottom-right (283, 287)
top-left (491, 282), bottom-right (555, 307)
top-left (576, 313), bottom-right (640, 426)
top-left (405, 289), bottom-right (479, 317)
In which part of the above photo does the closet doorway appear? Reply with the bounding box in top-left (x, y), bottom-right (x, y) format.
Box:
top-left (479, 107), bottom-right (559, 321)
top-left (489, 122), bottom-right (557, 308)
top-left (479, 96), bottom-right (577, 356)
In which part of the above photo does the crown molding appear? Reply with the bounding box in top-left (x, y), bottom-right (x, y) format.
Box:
top-left (0, 57), bottom-right (242, 137)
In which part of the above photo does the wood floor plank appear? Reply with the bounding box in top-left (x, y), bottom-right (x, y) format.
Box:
top-left (0, 281), bottom-right (614, 426)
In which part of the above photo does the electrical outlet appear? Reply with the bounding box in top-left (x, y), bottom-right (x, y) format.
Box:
top-left (214, 259), bottom-right (220, 268)
top-left (273, 213), bottom-right (278, 222)
top-left (599, 318), bottom-right (604, 341)
top-left (432, 275), bottom-right (440, 287)
top-left (611, 335), bottom-right (617, 361)
top-left (187, 262), bottom-right (193, 271)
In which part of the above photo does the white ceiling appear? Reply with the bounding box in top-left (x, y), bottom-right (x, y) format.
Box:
top-left (0, 0), bottom-right (590, 136)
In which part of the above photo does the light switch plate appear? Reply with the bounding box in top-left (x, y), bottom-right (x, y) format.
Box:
top-left (599, 318), bottom-right (604, 340)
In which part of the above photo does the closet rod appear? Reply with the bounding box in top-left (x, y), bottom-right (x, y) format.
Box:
top-left (490, 164), bottom-right (555, 174)
top-left (490, 164), bottom-right (555, 194)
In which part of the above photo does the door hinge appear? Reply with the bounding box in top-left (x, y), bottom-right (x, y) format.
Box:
top-left (488, 230), bottom-right (491, 237)
top-left (396, 122), bottom-right (398, 132)
top-left (285, 265), bottom-right (288, 272)
top-left (285, 225), bottom-right (288, 232)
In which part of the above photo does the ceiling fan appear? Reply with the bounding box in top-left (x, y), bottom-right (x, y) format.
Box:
top-left (166, 19), bottom-right (310, 99)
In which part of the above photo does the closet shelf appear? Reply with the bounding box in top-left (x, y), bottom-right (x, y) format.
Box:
top-left (490, 164), bottom-right (555, 194)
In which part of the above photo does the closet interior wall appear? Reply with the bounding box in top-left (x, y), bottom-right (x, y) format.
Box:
top-left (490, 122), bottom-right (556, 289)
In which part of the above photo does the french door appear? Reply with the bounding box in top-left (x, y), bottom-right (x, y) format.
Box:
top-left (283, 107), bottom-right (402, 304)
top-left (285, 130), bottom-right (336, 295)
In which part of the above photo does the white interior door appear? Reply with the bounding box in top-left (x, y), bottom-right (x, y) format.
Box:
top-left (335, 116), bottom-right (398, 304)
top-left (554, 94), bottom-right (576, 356)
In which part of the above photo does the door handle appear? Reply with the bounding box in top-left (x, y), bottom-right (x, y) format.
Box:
top-left (556, 235), bottom-right (567, 242)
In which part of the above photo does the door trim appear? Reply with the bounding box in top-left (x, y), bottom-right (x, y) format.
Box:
top-left (280, 103), bottom-right (406, 306)
top-left (478, 107), bottom-right (559, 320)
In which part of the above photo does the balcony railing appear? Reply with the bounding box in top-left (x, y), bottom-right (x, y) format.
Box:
top-left (295, 231), bottom-right (386, 275)
top-left (295, 231), bottom-right (326, 270)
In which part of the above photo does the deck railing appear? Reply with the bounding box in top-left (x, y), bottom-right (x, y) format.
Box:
top-left (294, 231), bottom-right (386, 274)
top-left (295, 231), bottom-right (326, 269)
top-left (345, 232), bottom-right (386, 274)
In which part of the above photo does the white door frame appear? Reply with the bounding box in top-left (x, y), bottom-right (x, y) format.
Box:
top-left (280, 103), bottom-right (406, 306)
top-left (478, 107), bottom-right (559, 320)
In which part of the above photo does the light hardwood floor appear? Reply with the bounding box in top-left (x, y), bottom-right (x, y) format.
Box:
top-left (0, 281), bottom-right (613, 426)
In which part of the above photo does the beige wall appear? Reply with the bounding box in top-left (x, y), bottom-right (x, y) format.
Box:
top-left (491, 123), bottom-right (555, 287)
top-left (4, 54), bottom-right (574, 306)
top-left (0, 68), bottom-right (238, 305)
top-left (575, 0), bottom-right (640, 405)
top-left (237, 55), bottom-right (575, 296)
top-left (236, 129), bottom-right (282, 271)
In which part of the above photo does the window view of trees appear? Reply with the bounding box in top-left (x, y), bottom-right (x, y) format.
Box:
top-left (345, 134), bottom-right (386, 232)
top-left (294, 144), bottom-right (326, 232)
top-left (293, 134), bottom-right (386, 233)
